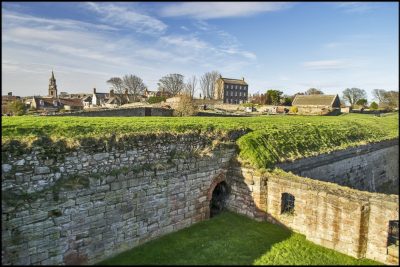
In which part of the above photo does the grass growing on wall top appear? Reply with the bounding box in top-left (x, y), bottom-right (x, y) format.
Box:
top-left (236, 114), bottom-right (398, 168)
top-left (2, 113), bottom-right (398, 169)
top-left (97, 211), bottom-right (382, 265)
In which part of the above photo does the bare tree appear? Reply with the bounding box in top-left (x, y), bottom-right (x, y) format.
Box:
top-left (200, 71), bottom-right (221, 99)
top-left (184, 75), bottom-right (197, 99)
top-left (382, 90), bottom-right (399, 109)
top-left (372, 89), bottom-right (387, 104)
top-left (342, 88), bottom-right (367, 107)
top-left (107, 77), bottom-right (124, 94)
top-left (122, 74), bottom-right (146, 101)
top-left (174, 93), bottom-right (198, 117)
top-left (157, 74), bottom-right (185, 96)
top-left (305, 88), bottom-right (324, 95)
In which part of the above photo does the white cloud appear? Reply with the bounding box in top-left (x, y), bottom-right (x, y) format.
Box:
top-left (302, 59), bottom-right (349, 70)
top-left (3, 12), bottom-right (118, 31)
top-left (2, 6), bottom-right (258, 95)
top-left (160, 2), bottom-right (293, 19)
top-left (332, 2), bottom-right (376, 13)
top-left (85, 2), bottom-right (167, 35)
top-left (3, 26), bottom-right (129, 67)
top-left (324, 42), bottom-right (345, 49)
top-left (160, 35), bottom-right (208, 49)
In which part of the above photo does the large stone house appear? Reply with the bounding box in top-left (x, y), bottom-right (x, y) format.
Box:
top-left (214, 75), bottom-right (248, 104)
top-left (291, 94), bottom-right (341, 115)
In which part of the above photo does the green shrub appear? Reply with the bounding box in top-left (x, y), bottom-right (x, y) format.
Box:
top-left (241, 103), bottom-right (254, 107)
top-left (369, 102), bottom-right (378, 110)
top-left (7, 101), bottom-right (26, 116)
top-left (148, 96), bottom-right (166, 104)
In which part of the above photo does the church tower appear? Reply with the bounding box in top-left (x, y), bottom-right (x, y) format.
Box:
top-left (48, 70), bottom-right (58, 98)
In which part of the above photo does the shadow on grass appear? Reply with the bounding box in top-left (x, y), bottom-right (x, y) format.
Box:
top-left (96, 211), bottom-right (292, 265)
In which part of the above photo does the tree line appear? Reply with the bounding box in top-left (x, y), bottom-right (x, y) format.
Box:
top-left (106, 71), bottom-right (221, 100)
top-left (251, 87), bottom-right (398, 110)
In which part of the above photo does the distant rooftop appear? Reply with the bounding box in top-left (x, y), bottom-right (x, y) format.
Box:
top-left (220, 77), bottom-right (248, 86)
top-left (292, 94), bottom-right (339, 106)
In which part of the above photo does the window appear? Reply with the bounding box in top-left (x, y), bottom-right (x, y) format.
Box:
top-left (388, 220), bottom-right (399, 248)
top-left (40, 100), bottom-right (44, 106)
top-left (281, 193), bottom-right (295, 214)
top-left (230, 85), bottom-right (233, 89)
top-left (53, 100), bottom-right (58, 107)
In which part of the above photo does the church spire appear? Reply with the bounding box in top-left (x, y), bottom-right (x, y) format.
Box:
top-left (48, 70), bottom-right (58, 98)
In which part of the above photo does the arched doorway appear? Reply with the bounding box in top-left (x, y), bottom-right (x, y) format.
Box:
top-left (209, 181), bottom-right (229, 218)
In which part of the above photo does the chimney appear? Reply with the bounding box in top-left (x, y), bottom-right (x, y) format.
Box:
top-left (242, 77), bottom-right (245, 81)
top-left (93, 88), bottom-right (96, 94)
top-left (219, 74), bottom-right (222, 78)
top-left (110, 89), bottom-right (114, 97)
top-left (8, 92), bottom-right (12, 96)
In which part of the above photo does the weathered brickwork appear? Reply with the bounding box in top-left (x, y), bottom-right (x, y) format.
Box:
top-left (2, 134), bottom-right (236, 265)
top-left (277, 139), bottom-right (399, 194)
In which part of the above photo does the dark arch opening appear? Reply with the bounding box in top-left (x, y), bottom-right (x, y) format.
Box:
top-left (210, 181), bottom-right (229, 218)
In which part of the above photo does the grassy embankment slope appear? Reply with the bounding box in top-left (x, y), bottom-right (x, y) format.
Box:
top-left (2, 113), bottom-right (398, 169)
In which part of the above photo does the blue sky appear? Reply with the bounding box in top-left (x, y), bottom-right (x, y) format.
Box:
top-left (2, 2), bottom-right (398, 101)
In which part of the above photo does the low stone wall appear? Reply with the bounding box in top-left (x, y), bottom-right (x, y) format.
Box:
top-left (1, 134), bottom-right (236, 265)
top-left (53, 107), bottom-right (173, 117)
top-left (277, 139), bottom-right (399, 194)
top-left (295, 106), bottom-right (340, 115)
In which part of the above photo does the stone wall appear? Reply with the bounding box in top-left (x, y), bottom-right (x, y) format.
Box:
top-left (277, 139), bottom-right (399, 194)
top-left (53, 107), bottom-right (173, 117)
top-left (233, 168), bottom-right (399, 265)
top-left (2, 134), bottom-right (236, 265)
top-left (295, 106), bottom-right (340, 115)
top-left (2, 135), bottom-right (398, 265)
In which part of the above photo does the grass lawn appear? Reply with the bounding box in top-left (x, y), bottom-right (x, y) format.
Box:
top-left (2, 113), bottom-right (398, 169)
top-left (97, 211), bottom-right (382, 265)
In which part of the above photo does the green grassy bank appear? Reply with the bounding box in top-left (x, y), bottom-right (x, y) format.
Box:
top-left (2, 113), bottom-right (398, 169)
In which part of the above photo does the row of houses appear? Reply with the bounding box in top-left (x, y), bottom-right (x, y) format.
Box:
top-left (2, 71), bottom-right (174, 114)
top-left (3, 71), bottom-right (342, 115)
